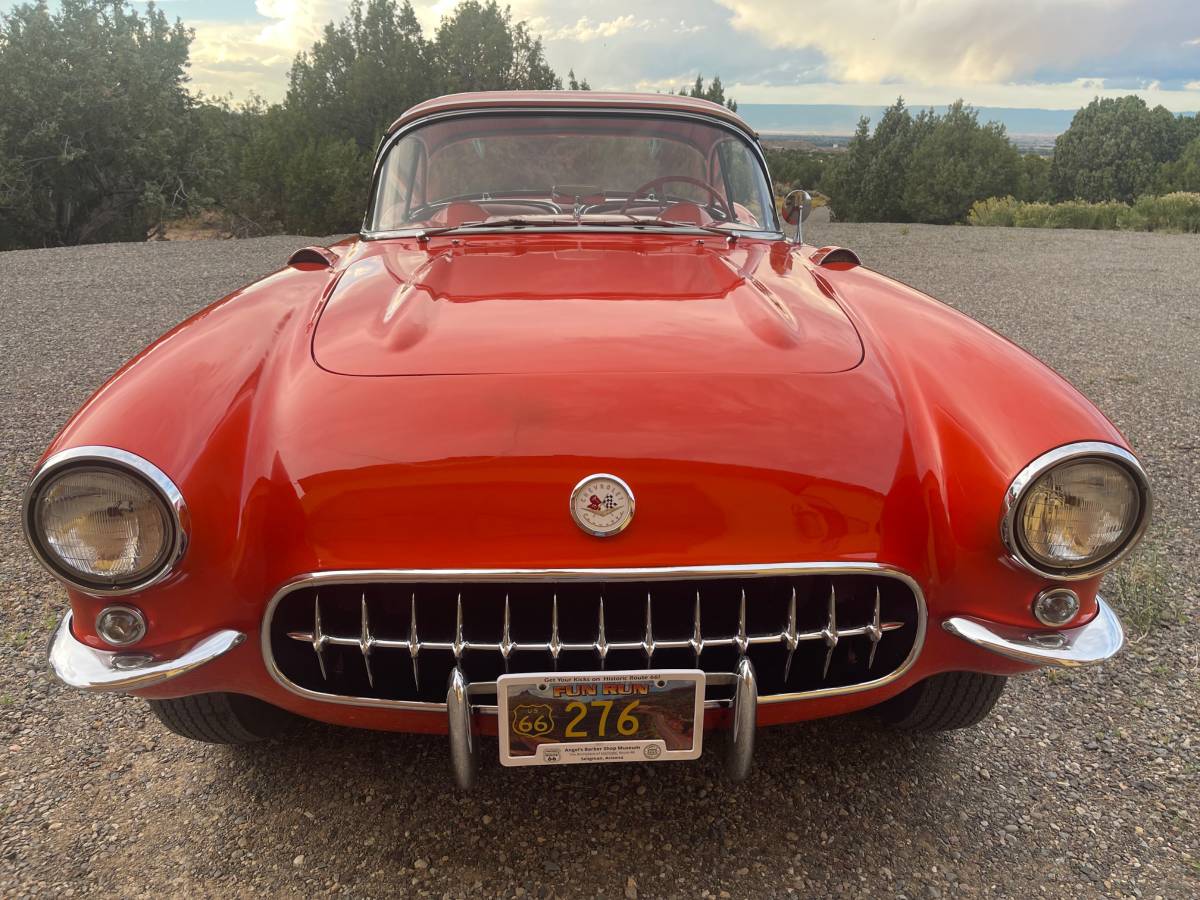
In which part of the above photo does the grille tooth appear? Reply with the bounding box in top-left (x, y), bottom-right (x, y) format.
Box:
top-left (821, 584), bottom-right (839, 678)
top-left (312, 594), bottom-right (328, 681)
top-left (783, 586), bottom-right (799, 682)
top-left (500, 594), bottom-right (514, 672)
top-left (271, 573), bottom-right (920, 703)
top-left (867, 587), bottom-right (882, 669)
top-left (735, 589), bottom-right (749, 656)
top-left (595, 596), bottom-right (609, 669)
top-left (359, 593), bottom-right (375, 688)
top-left (643, 593), bottom-right (655, 665)
top-left (453, 593), bottom-right (466, 661)
top-left (690, 591), bottom-right (703, 667)
top-left (549, 594), bottom-right (562, 669)
top-left (409, 593), bottom-right (420, 691)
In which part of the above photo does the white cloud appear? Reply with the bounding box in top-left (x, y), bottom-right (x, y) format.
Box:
top-left (187, 0), bottom-right (344, 98)
top-left (543, 15), bottom-right (647, 41)
top-left (178, 0), bottom-right (1200, 110)
top-left (716, 0), bottom-right (1138, 85)
top-left (728, 77), bottom-right (1200, 112)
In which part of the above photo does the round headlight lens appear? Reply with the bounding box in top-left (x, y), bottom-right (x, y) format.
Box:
top-left (31, 465), bottom-right (175, 589)
top-left (1016, 458), bottom-right (1141, 572)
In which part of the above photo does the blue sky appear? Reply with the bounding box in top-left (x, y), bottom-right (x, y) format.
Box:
top-left (10, 1), bottom-right (1200, 110)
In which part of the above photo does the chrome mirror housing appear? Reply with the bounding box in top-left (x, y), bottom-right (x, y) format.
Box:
top-left (781, 190), bottom-right (813, 244)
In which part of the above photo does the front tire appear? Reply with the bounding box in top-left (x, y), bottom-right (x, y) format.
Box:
top-left (877, 671), bottom-right (1006, 731)
top-left (147, 693), bottom-right (293, 744)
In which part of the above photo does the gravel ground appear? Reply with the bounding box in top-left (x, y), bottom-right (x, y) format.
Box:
top-left (0, 225), bottom-right (1197, 898)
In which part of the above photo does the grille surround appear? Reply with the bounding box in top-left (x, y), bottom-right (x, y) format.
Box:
top-left (261, 563), bottom-right (927, 712)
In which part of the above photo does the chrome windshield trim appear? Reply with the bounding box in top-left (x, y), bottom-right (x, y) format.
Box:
top-left (260, 562), bottom-right (928, 713)
top-left (361, 224), bottom-right (783, 242)
top-left (943, 596), bottom-right (1124, 667)
top-left (48, 611), bottom-right (245, 692)
top-left (999, 441), bottom-right (1152, 581)
top-left (362, 106), bottom-right (782, 237)
top-left (22, 445), bottom-right (190, 597)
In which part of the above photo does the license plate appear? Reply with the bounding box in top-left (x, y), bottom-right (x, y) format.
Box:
top-left (497, 670), bottom-right (705, 767)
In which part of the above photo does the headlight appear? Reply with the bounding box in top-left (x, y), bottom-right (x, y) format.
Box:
top-left (23, 447), bottom-right (187, 594)
top-left (1002, 442), bottom-right (1150, 580)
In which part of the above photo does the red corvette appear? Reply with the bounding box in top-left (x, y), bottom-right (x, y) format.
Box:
top-left (30, 92), bottom-right (1149, 787)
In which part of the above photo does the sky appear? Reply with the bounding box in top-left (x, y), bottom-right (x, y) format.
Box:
top-left (16, 0), bottom-right (1200, 111)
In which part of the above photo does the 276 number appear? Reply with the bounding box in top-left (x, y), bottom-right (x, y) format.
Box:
top-left (563, 700), bottom-right (641, 738)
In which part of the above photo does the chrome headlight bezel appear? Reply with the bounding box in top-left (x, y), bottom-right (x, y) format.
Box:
top-left (1001, 441), bottom-right (1151, 581)
top-left (22, 446), bottom-right (189, 596)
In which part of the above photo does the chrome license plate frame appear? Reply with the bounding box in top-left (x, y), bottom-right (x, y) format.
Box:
top-left (497, 669), bottom-right (705, 767)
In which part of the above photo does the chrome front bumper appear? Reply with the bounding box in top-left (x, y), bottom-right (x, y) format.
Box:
top-left (48, 596), bottom-right (1124, 791)
top-left (943, 596), bottom-right (1125, 667)
top-left (48, 612), bottom-right (245, 691)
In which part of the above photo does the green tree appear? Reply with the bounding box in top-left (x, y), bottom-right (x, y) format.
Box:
top-left (678, 74), bottom-right (738, 112)
top-left (824, 98), bottom-right (1019, 223)
top-left (764, 147), bottom-right (825, 193)
top-left (902, 100), bottom-right (1020, 224)
top-left (566, 69), bottom-right (591, 91)
top-left (1051, 96), bottom-right (1180, 202)
top-left (1014, 153), bottom-right (1052, 202)
top-left (286, 0), bottom-right (431, 154)
top-left (218, 0), bottom-right (567, 234)
top-left (863, 99), bottom-right (929, 221)
top-left (1160, 135), bottom-right (1200, 192)
top-left (822, 117), bottom-right (873, 221)
top-left (0, 0), bottom-right (196, 248)
top-left (433, 0), bottom-right (559, 94)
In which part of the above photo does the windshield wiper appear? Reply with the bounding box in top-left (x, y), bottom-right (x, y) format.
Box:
top-left (615, 217), bottom-right (743, 240)
top-left (415, 217), bottom-right (541, 240)
top-left (413, 216), bottom-right (743, 242)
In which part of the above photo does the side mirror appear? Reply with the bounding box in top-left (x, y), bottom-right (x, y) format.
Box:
top-left (781, 190), bottom-right (813, 245)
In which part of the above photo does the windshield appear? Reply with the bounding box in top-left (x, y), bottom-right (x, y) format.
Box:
top-left (368, 112), bottom-right (777, 234)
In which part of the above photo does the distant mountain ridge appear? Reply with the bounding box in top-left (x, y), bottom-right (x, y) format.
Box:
top-left (738, 104), bottom-right (1085, 137)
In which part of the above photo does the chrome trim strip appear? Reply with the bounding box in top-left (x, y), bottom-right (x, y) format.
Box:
top-left (48, 611), bottom-right (245, 691)
top-left (999, 441), bottom-right (1152, 582)
top-left (22, 445), bottom-right (190, 597)
top-left (260, 563), bottom-right (928, 713)
top-left (943, 596), bottom-right (1125, 668)
top-left (362, 107), bottom-right (782, 238)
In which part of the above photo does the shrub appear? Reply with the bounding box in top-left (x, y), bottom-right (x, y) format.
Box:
top-left (1011, 202), bottom-right (1053, 228)
top-left (1045, 199), bottom-right (1125, 229)
top-left (1126, 192), bottom-right (1200, 232)
top-left (966, 196), bottom-right (1018, 227)
top-left (968, 193), bottom-right (1200, 233)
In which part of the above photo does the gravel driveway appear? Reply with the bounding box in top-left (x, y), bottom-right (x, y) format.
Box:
top-left (1, 225), bottom-right (1196, 898)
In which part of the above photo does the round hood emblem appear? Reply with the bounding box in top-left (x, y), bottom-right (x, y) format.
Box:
top-left (570, 474), bottom-right (635, 538)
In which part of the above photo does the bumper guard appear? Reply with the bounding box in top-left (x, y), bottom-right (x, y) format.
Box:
top-left (48, 612), bottom-right (245, 692)
top-left (943, 596), bottom-right (1125, 667)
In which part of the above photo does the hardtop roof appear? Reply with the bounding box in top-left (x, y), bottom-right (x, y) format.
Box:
top-left (386, 91), bottom-right (758, 138)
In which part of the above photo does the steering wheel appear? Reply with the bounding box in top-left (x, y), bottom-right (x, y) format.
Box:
top-left (618, 175), bottom-right (733, 221)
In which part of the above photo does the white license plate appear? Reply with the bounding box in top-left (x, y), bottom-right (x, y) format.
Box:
top-left (497, 670), bottom-right (705, 767)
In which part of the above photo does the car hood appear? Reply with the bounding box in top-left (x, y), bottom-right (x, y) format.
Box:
top-left (48, 234), bottom-right (1131, 643)
top-left (312, 236), bottom-right (863, 376)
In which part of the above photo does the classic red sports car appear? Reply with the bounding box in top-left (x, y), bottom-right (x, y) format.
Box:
top-left (31, 92), bottom-right (1149, 787)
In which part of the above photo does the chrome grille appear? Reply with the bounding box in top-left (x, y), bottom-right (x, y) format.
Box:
top-left (265, 567), bottom-right (924, 707)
